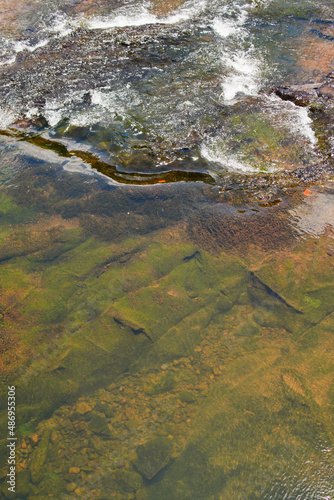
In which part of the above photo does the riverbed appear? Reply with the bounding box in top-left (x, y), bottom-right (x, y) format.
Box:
top-left (0, 0), bottom-right (333, 498)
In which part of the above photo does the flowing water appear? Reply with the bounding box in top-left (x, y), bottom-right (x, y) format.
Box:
top-left (0, 0), bottom-right (334, 498)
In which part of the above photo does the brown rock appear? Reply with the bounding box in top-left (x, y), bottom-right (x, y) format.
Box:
top-left (275, 84), bottom-right (319, 106)
top-left (76, 402), bottom-right (93, 415)
top-left (31, 434), bottom-right (39, 445)
top-left (66, 482), bottom-right (77, 492)
top-left (317, 84), bottom-right (334, 98)
top-left (75, 487), bottom-right (87, 496)
top-left (50, 431), bottom-right (59, 444)
top-left (69, 467), bottom-right (80, 474)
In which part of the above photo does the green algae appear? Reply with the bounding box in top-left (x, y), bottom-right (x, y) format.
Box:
top-left (30, 429), bottom-right (51, 484)
top-left (0, 193), bottom-right (36, 226)
top-left (0, 179), bottom-right (333, 499)
top-left (252, 238), bottom-right (334, 327)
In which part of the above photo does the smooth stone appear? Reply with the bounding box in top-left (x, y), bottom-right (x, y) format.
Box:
top-left (114, 469), bottom-right (143, 492)
top-left (88, 412), bottom-right (113, 436)
top-left (179, 391), bottom-right (197, 403)
top-left (133, 437), bottom-right (174, 480)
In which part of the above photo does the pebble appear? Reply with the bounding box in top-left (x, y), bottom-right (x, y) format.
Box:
top-left (115, 459), bottom-right (126, 468)
top-left (76, 402), bottom-right (93, 415)
top-left (69, 467), bottom-right (80, 474)
top-left (50, 431), bottom-right (59, 444)
top-left (75, 487), bottom-right (87, 496)
top-left (66, 482), bottom-right (77, 492)
top-left (31, 434), bottom-right (39, 445)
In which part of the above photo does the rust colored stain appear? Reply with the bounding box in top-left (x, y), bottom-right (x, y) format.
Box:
top-left (151, 0), bottom-right (187, 16)
top-left (299, 36), bottom-right (334, 79)
top-left (0, 0), bottom-right (38, 34)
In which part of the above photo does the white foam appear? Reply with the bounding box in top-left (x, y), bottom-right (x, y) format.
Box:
top-left (41, 0), bottom-right (207, 38)
top-left (43, 103), bottom-right (64, 128)
top-left (85, 0), bottom-right (207, 30)
top-left (13, 39), bottom-right (49, 53)
top-left (200, 137), bottom-right (261, 173)
top-left (213, 19), bottom-right (241, 38)
top-left (221, 52), bottom-right (261, 102)
top-left (0, 38), bottom-right (49, 66)
top-left (287, 104), bottom-right (317, 145)
top-left (90, 88), bottom-right (140, 111)
top-left (0, 0), bottom-right (207, 68)
top-left (39, 87), bottom-right (140, 129)
top-left (212, 5), bottom-right (262, 104)
top-left (0, 108), bottom-right (19, 128)
top-left (0, 56), bottom-right (16, 66)
top-left (264, 94), bottom-right (317, 146)
top-left (44, 14), bottom-right (74, 37)
top-left (212, 6), bottom-right (247, 39)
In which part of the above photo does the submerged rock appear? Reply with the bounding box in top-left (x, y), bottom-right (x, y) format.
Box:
top-left (37, 472), bottom-right (65, 496)
top-left (2, 469), bottom-right (31, 498)
top-left (88, 412), bottom-right (113, 436)
top-left (133, 437), bottom-right (174, 480)
top-left (30, 429), bottom-right (51, 484)
top-left (179, 390), bottom-right (197, 403)
top-left (114, 469), bottom-right (143, 492)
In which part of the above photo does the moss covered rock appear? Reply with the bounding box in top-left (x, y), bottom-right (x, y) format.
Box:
top-left (114, 469), bottom-right (143, 492)
top-left (30, 429), bottom-right (51, 484)
top-left (37, 472), bottom-right (65, 496)
top-left (133, 437), bottom-right (174, 480)
top-left (88, 412), bottom-right (112, 436)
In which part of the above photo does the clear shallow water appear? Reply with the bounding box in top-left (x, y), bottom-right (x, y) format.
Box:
top-left (0, 0), bottom-right (334, 499)
top-left (0, 0), bottom-right (332, 179)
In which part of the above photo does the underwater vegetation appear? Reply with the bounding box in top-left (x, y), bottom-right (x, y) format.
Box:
top-left (0, 160), bottom-right (333, 498)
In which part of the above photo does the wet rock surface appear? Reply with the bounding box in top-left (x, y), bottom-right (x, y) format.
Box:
top-left (275, 78), bottom-right (334, 106)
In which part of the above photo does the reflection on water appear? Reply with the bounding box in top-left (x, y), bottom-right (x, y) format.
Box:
top-left (0, 0), bottom-right (334, 498)
top-left (290, 190), bottom-right (334, 236)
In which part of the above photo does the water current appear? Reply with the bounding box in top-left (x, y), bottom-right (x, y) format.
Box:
top-left (0, 0), bottom-right (333, 498)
